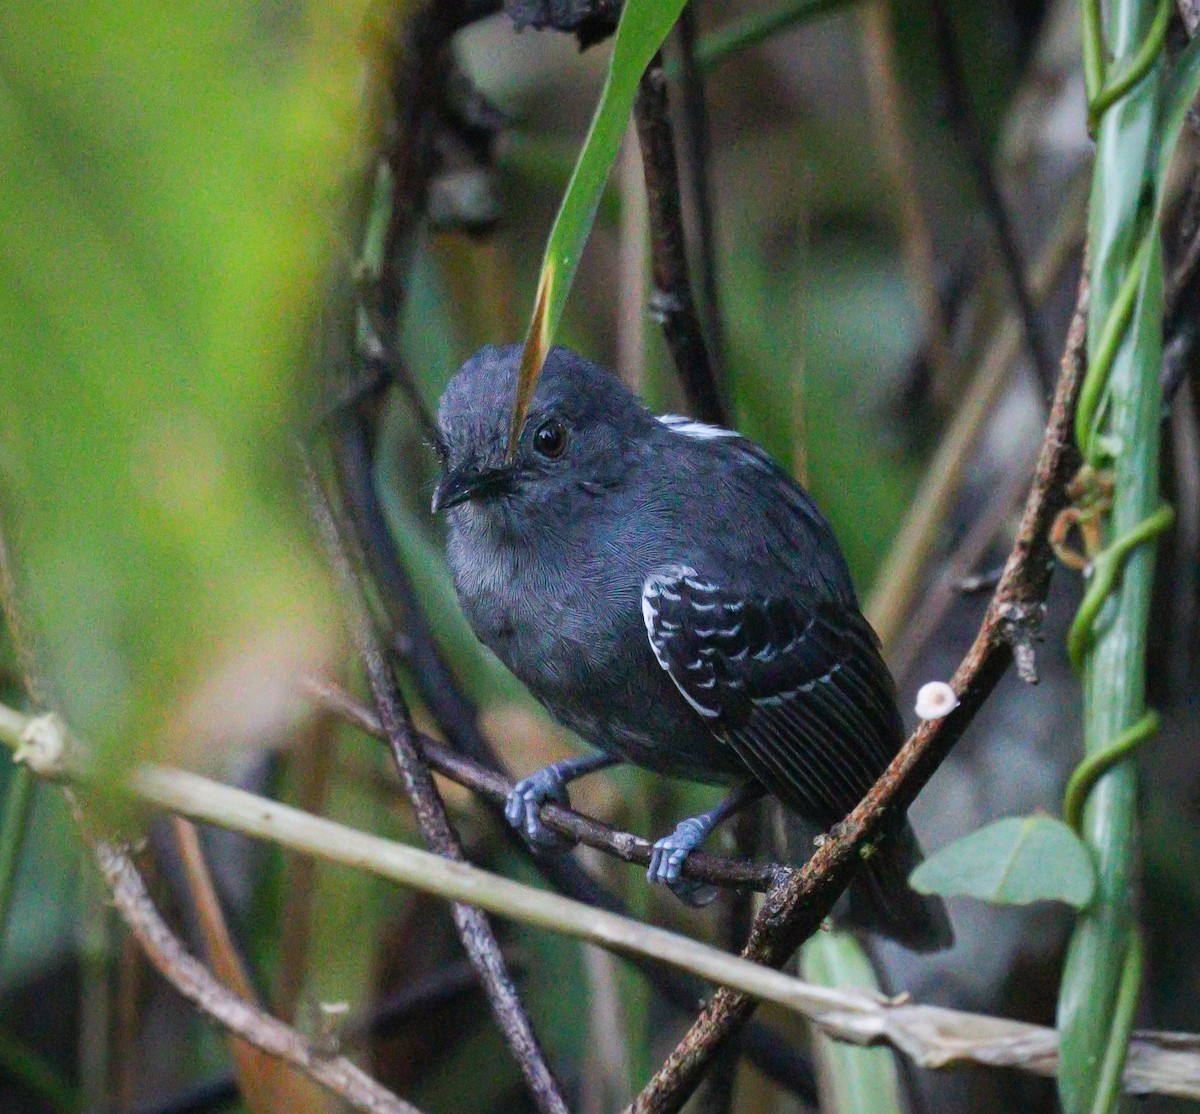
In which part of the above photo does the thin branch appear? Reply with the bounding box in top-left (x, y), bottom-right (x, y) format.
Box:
top-left (308, 677), bottom-right (782, 889)
top-left (864, 183), bottom-right (1086, 652)
top-left (675, 4), bottom-right (726, 383)
top-left (86, 834), bottom-right (424, 1114)
top-left (928, 0), bottom-right (1058, 395)
top-left (628, 259), bottom-right (1090, 1114)
top-left (118, 958), bottom-right (519, 1114)
top-left (3, 728), bottom-right (1194, 1101)
top-left (308, 464), bottom-right (569, 1114)
top-left (634, 55), bottom-right (727, 425)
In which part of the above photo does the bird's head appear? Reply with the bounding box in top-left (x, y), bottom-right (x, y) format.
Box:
top-left (432, 345), bottom-right (650, 522)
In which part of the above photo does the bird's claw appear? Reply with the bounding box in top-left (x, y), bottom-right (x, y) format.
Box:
top-left (505, 768), bottom-right (575, 853)
top-left (647, 818), bottom-right (719, 907)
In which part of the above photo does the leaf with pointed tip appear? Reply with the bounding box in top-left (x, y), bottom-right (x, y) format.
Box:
top-left (507, 0), bottom-right (688, 455)
top-left (910, 816), bottom-right (1096, 909)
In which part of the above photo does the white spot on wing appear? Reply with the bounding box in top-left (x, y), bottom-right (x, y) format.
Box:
top-left (642, 567), bottom-right (722, 720)
top-left (657, 414), bottom-right (738, 441)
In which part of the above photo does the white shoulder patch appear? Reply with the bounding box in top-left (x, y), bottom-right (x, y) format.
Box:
top-left (656, 414), bottom-right (738, 441)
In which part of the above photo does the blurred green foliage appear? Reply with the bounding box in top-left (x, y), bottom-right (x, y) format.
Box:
top-left (0, 2), bottom-right (381, 774)
top-left (13, 3), bottom-right (1198, 1113)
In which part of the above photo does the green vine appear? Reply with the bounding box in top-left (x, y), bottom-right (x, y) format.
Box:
top-left (1055, 0), bottom-right (1179, 1110)
top-left (1086, 0), bottom-right (1173, 131)
top-left (1062, 712), bottom-right (1159, 834)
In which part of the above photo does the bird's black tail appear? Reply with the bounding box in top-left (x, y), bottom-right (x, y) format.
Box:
top-left (842, 820), bottom-right (953, 953)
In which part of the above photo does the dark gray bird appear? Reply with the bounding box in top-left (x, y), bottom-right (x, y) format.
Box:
top-left (432, 344), bottom-right (952, 952)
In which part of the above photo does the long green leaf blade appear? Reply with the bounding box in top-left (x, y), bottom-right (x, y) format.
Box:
top-left (507, 0), bottom-right (688, 452)
top-left (0, 3), bottom-right (380, 775)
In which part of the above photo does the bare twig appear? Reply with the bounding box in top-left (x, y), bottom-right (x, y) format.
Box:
top-left (18, 752), bottom-right (1197, 1102)
top-left (88, 836), bottom-right (424, 1114)
top-left (307, 677), bottom-right (782, 891)
top-left (308, 465), bottom-right (569, 1114)
top-left (675, 4), bottom-right (726, 383)
top-left (635, 56), bottom-right (727, 425)
top-left (627, 264), bottom-right (1090, 1114)
top-left (859, 1), bottom-right (956, 399)
top-left (928, 0), bottom-right (1058, 395)
top-left (865, 186), bottom-right (1085, 652)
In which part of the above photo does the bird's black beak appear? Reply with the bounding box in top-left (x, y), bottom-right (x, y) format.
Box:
top-left (432, 462), bottom-right (513, 513)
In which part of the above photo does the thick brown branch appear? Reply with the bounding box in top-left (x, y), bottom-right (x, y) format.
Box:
top-left (627, 267), bottom-right (1090, 1114)
top-left (88, 836), bottom-right (423, 1114)
top-left (635, 57), bottom-right (727, 426)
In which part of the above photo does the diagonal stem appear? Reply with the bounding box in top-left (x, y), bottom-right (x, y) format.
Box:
top-left (308, 462), bottom-right (569, 1114)
top-left (627, 264), bottom-right (1090, 1114)
top-left (635, 55), bottom-right (727, 425)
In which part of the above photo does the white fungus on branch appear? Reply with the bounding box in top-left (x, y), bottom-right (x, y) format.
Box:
top-left (914, 682), bottom-right (959, 721)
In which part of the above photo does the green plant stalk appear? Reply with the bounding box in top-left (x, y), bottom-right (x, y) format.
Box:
top-left (1087, 0), bottom-right (1172, 129)
top-left (0, 762), bottom-right (35, 963)
top-left (800, 931), bottom-right (903, 1114)
top-left (1057, 1), bottom-right (1166, 1109)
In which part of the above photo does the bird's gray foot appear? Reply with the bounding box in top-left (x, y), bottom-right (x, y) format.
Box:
top-left (646, 785), bottom-right (765, 907)
top-left (648, 817), bottom-right (719, 907)
top-left (506, 767), bottom-right (575, 851)
top-left (504, 754), bottom-right (618, 853)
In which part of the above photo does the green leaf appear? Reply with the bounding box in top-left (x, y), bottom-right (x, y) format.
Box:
top-left (800, 930), bottom-right (904, 1114)
top-left (910, 816), bottom-right (1096, 908)
top-left (508, 0), bottom-right (688, 448)
top-left (0, 3), bottom-right (386, 774)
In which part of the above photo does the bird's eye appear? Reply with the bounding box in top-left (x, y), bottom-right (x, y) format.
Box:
top-left (533, 419), bottom-right (568, 459)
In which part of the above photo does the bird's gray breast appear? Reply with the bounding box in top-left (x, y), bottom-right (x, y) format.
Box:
top-left (444, 504), bottom-right (739, 784)
top-left (445, 504), bottom-right (635, 694)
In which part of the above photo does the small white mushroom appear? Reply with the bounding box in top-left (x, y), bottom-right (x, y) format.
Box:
top-left (914, 681), bottom-right (959, 721)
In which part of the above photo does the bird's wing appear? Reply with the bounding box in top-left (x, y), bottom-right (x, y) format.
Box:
top-left (641, 565), bottom-right (902, 824)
